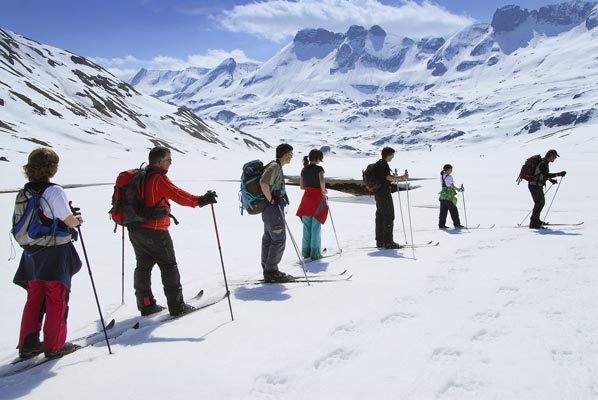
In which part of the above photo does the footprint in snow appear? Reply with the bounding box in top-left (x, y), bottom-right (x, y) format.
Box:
top-left (428, 286), bottom-right (455, 295)
top-left (430, 347), bottom-right (462, 364)
top-left (331, 321), bottom-right (360, 337)
top-left (525, 276), bottom-right (550, 284)
top-left (251, 373), bottom-right (289, 397)
top-left (437, 378), bottom-right (484, 399)
top-left (471, 329), bottom-right (503, 342)
top-left (497, 286), bottom-right (519, 293)
top-left (471, 310), bottom-right (501, 323)
top-left (394, 296), bottom-right (417, 305)
top-left (380, 312), bottom-right (416, 325)
top-left (314, 348), bottom-right (356, 371)
top-left (551, 348), bottom-right (579, 366)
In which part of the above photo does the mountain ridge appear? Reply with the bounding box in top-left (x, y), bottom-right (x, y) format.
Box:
top-left (129, 1), bottom-right (598, 154)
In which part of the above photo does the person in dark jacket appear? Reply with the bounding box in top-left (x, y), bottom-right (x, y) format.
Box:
top-left (259, 143), bottom-right (294, 282)
top-left (528, 149), bottom-right (566, 229)
top-left (296, 149), bottom-right (328, 260)
top-left (14, 148), bottom-right (83, 359)
top-left (128, 146), bottom-right (218, 316)
top-left (373, 147), bottom-right (408, 249)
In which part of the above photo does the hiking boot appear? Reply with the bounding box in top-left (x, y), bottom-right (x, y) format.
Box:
top-left (170, 303), bottom-right (196, 317)
top-left (454, 225), bottom-right (465, 229)
top-left (530, 225), bottom-right (547, 230)
top-left (263, 270), bottom-right (295, 283)
top-left (439, 226), bottom-right (449, 230)
top-left (384, 242), bottom-right (403, 249)
top-left (45, 342), bottom-right (80, 359)
top-left (19, 342), bottom-right (44, 360)
top-left (140, 303), bottom-right (166, 316)
top-left (376, 241), bottom-right (384, 248)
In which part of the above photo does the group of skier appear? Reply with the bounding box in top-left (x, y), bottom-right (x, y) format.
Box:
top-left (10, 144), bottom-right (566, 361)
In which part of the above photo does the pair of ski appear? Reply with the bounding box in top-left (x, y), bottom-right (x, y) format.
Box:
top-left (1, 320), bottom-right (127, 377)
top-left (447, 224), bottom-right (495, 230)
top-left (2, 289), bottom-right (228, 377)
top-left (358, 240), bottom-right (440, 250)
top-left (517, 221), bottom-right (584, 228)
top-left (235, 269), bottom-right (352, 285)
top-left (296, 248), bottom-right (341, 265)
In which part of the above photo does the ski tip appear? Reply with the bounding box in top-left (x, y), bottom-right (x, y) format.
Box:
top-left (105, 319), bottom-right (115, 330)
top-left (193, 290), bottom-right (205, 300)
top-left (132, 322), bottom-right (140, 330)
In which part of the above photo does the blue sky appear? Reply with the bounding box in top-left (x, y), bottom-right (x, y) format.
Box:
top-left (0, 0), bottom-right (557, 79)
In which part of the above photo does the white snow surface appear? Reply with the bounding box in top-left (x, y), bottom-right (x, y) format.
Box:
top-left (0, 123), bottom-right (597, 399)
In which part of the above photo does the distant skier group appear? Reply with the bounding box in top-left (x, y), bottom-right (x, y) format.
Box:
top-left (9, 144), bottom-right (566, 361)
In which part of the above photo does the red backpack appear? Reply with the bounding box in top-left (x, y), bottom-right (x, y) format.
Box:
top-left (516, 155), bottom-right (543, 184)
top-left (109, 166), bottom-right (169, 229)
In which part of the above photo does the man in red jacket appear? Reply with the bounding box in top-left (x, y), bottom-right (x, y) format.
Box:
top-left (128, 147), bottom-right (217, 317)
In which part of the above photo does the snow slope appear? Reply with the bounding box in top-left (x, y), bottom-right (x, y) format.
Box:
top-left (0, 28), bottom-right (269, 171)
top-left (0, 121), bottom-right (596, 399)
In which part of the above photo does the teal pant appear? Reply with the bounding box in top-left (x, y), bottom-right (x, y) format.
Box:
top-left (301, 216), bottom-right (322, 259)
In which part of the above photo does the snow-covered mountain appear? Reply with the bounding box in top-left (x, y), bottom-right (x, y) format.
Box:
top-left (0, 29), bottom-right (269, 170)
top-left (130, 1), bottom-right (598, 154)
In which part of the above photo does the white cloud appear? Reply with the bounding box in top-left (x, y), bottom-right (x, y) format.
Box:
top-left (90, 49), bottom-right (260, 80)
top-left (217, 0), bottom-right (476, 42)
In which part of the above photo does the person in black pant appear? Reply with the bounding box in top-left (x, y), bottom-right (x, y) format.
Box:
top-left (438, 164), bottom-right (464, 229)
top-left (528, 149), bottom-right (566, 229)
top-left (373, 147), bottom-right (409, 249)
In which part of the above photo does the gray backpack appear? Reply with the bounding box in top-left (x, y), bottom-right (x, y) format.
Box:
top-left (12, 184), bottom-right (72, 250)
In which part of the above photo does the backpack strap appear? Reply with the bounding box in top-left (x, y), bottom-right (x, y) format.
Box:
top-left (441, 173), bottom-right (447, 188)
top-left (265, 161), bottom-right (284, 194)
top-left (141, 166), bottom-right (179, 224)
top-left (23, 182), bottom-right (68, 227)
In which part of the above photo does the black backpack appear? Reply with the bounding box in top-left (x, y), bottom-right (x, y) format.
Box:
top-left (516, 155), bottom-right (542, 184)
top-left (362, 161), bottom-right (382, 193)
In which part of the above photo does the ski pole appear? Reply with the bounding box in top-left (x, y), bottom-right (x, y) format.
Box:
top-left (542, 177), bottom-right (564, 223)
top-left (460, 184), bottom-right (469, 229)
top-left (69, 202), bottom-right (112, 355)
top-left (404, 171), bottom-right (415, 259)
top-left (210, 204), bottom-right (234, 321)
top-left (325, 198), bottom-right (342, 253)
top-left (277, 205), bottom-right (310, 285)
top-left (394, 169), bottom-right (408, 244)
top-left (121, 226), bottom-right (125, 305)
top-left (518, 183), bottom-right (554, 226)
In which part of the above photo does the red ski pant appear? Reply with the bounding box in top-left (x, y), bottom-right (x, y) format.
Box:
top-left (18, 281), bottom-right (69, 353)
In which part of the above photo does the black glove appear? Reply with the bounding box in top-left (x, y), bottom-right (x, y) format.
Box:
top-left (559, 171), bottom-right (567, 177)
top-left (198, 190), bottom-right (218, 207)
top-left (549, 178), bottom-right (558, 185)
